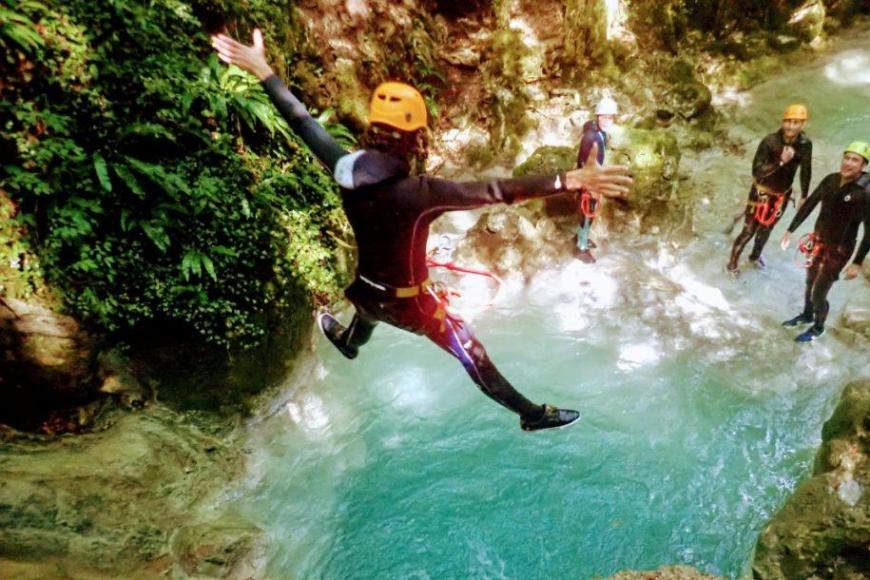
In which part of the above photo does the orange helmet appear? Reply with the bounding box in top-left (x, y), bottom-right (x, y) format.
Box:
top-left (782, 104), bottom-right (808, 121)
top-left (369, 82), bottom-right (427, 132)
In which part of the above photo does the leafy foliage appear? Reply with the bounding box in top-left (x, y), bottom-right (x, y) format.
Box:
top-left (0, 0), bottom-right (351, 347)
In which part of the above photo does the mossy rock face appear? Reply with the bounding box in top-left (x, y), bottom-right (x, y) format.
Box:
top-left (607, 127), bottom-right (688, 237)
top-left (0, 298), bottom-right (101, 430)
top-left (787, 1), bottom-right (826, 43)
top-left (0, 295), bottom-right (311, 430)
top-left (752, 379), bottom-right (870, 579)
top-left (512, 145), bottom-right (577, 178)
top-left (509, 130), bottom-right (687, 240)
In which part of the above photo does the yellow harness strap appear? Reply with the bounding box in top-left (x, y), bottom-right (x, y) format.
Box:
top-left (394, 278), bottom-right (432, 298)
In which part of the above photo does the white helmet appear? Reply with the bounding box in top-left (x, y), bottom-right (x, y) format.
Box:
top-left (595, 96), bottom-right (618, 116)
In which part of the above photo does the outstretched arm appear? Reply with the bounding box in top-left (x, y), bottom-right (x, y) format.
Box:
top-left (211, 30), bottom-right (348, 171)
top-left (425, 144), bottom-right (632, 209)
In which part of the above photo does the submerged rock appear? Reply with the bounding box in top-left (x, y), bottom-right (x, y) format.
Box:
top-left (752, 379), bottom-right (870, 579)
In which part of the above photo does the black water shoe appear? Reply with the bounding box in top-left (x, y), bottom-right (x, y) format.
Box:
top-left (521, 405), bottom-right (580, 432)
top-left (317, 312), bottom-right (358, 359)
top-left (795, 326), bottom-right (825, 343)
top-left (782, 313), bottom-right (813, 328)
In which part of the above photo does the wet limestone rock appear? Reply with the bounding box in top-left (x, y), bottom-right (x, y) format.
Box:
top-left (787, 1), bottom-right (826, 43)
top-left (511, 128), bottom-right (687, 239)
top-left (452, 206), bottom-right (567, 280)
top-left (606, 565), bottom-right (723, 579)
top-left (0, 298), bottom-right (102, 427)
top-left (608, 127), bottom-right (686, 236)
top-left (752, 379), bottom-right (870, 579)
top-left (839, 304), bottom-right (870, 342)
top-left (0, 408), bottom-right (264, 578)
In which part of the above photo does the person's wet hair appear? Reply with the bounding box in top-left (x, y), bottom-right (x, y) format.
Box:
top-left (362, 124), bottom-right (429, 174)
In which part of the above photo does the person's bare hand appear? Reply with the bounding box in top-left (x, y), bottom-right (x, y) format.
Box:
top-left (780, 146), bottom-right (795, 164)
top-left (565, 143), bottom-right (632, 201)
top-left (210, 29), bottom-right (273, 80)
top-left (844, 264), bottom-right (860, 280)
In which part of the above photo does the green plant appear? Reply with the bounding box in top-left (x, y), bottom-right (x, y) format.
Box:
top-left (0, 0), bottom-right (349, 347)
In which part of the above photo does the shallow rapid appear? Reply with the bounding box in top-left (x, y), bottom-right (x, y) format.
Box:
top-left (233, 34), bottom-right (870, 579)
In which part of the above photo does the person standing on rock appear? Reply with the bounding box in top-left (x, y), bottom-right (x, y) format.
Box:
top-left (780, 141), bottom-right (869, 343)
top-left (211, 30), bottom-right (633, 431)
top-left (573, 96), bottom-right (618, 264)
top-left (726, 104), bottom-right (813, 275)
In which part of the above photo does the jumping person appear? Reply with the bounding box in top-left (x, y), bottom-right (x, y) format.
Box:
top-left (727, 104), bottom-right (813, 275)
top-left (211, 30), bottom-right (633, 431)
top-left (574, 96), bottom-right (617, 264)
top-left (780, 141), bottom-right (870, 343)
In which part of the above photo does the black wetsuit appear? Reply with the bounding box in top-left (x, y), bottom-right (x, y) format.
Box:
top-left (262, 75), bottom-right (572, 419)
top-left (575, 120), bottom-right (607, 250)
top-left (786, 172), bottom-right (870, 330)
top-left (729, 129), bottom-right (812, 268)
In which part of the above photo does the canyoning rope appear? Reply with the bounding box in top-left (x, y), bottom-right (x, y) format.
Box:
top-left (578, 190), bottom-right (598, 251)
top-left (425, 259), bottom-right (505, 307)
top-left (425, 238), bottom-right (504, 313)
top-left (579, 190), bottom-right (598, 219)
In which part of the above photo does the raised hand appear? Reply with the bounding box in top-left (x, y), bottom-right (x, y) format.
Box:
top-left (780, 145), bottom-right (795, 164)
top-left (210, 29), bottom-right (274, 80)
top-left (565, 143), bottom-right (633, 201)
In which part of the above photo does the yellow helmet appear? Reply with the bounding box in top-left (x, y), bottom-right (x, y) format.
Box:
top-left (782, 104), bottom-right (808, 121)
top-left (844, 141), bottom-right (870, 162)
top-left (369, 82), bottom-right (428, 132)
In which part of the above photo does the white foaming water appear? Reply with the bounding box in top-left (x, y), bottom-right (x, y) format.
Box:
top-left (236, 33), bottom-right (870, 579)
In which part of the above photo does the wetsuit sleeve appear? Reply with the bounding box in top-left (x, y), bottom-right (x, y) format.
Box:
top-left (854, 202), bottom-right (870, 265)
top-left (787, 177), bottom-right (826, 232)
top-left (752, 137), bottom-right (779, 180)
top-left (423, 174), bottom-right (569, 209)
top-left (799, 140), bottom-right (812, 198)
top-left (261, 75), bottom-right (348, 172)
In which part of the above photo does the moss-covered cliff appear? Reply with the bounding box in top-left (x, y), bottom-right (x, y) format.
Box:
top-left (752, 380), bottom-right (870, 579)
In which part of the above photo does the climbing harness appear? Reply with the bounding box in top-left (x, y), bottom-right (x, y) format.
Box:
top-left (751, 183), bottom-right (789, 227)
top-left (796, 232), bottom-right (820, 268)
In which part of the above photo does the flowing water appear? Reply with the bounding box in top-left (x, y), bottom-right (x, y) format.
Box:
top-left (234, 34), bottom-right (870, 579)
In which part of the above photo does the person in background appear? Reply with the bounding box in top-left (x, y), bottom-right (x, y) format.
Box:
top-left (727, 104), bottom-right (813, 275)
top-left (780, 141), bottom-right (869, 342)
top-left (574, 96), bottom-right (618, 264)
top-left (211, 30), bottom-right (634, 431)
